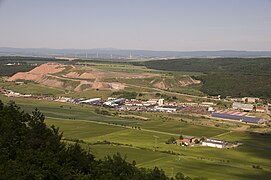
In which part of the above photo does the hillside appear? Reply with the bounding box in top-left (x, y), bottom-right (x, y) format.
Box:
top-left (139, 58), bottom-right (271, 98)
top-left (141, 58), bottom-right (271, 76)
top-left (7, 63), bottom-right (159, 92)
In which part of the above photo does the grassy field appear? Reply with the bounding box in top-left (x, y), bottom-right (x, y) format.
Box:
top-left (0, 80), bottom-right (65, 96)
top-left (45, 118), bottom-right (271, 180)
top-left (65, 89), bottom-right (113, 99)
top-left (140, 121), bottom-right (228, 137)
top-left (76, 62), bottom-right (161, 74)
top-left (0, 95), bottom-right (228, 137)
top-left (1, 95), bottom-right (270, 179)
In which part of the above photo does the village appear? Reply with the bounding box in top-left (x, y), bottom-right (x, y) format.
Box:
top-left (1, 88), bottom-right (270, 125)
top-left (1, 88), bottom-right (270, 149)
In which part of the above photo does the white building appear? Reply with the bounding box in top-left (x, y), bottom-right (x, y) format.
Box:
top-left (79, 98), bottom-right (101, 104)
top-left (104, 98), bottom-right (125, 107)
top-left (158, 99), bottom-right (164, 106)
top-left (200, 102), bottom-right (215, 107)
top-left (155, 107), bottom-right (176, 113)
top-left (232, 102), bottom-right (254, 111)
top-left (202, 138), bottom-right (227, 148)
top-left (208, 107), bottom-right (215, 112)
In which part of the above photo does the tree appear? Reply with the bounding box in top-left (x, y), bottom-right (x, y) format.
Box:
top-left (194, 139), bottom-right (200, 144)
top-left (166, 137), bottom-right (176, 144)
top-left (175, 172), bottom-right (184, 180)
top-left (0, 100), bottom-right (179, 179)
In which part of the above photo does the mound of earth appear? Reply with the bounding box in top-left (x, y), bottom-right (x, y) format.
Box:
top-left (153, 81), bottom-right (166, 89)
top-left (152, 76), bottom-right (201, 89)
top-left (8, 63), bottom-right (157, 92)
top-left (64, 67), bottom-right (158, 79)
top-left (179, 76), bottom-right (201, 86)
top-left (8, 63), bottom-right (64, 82)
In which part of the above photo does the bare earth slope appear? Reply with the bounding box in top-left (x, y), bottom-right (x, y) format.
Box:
top-left (8, 63), bottom-right (158, 91)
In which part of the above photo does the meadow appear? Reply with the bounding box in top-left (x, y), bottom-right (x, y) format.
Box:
top-left (45, 118), bottom-right (271, 180)
top-left (1, 95), bottom-right (270, 179)
top-left (1, 58), bottom-right (270, 179)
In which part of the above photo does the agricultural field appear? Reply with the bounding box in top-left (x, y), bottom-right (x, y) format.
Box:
top-left (1, 95), bottom-right (270, 179)
top-left (45, 118), bottom-right (271, 180)
top-left (0, 79), bottom-right (66, 96)
top-left (1, 57), bottom-right (271, 179)
top-left (76, 62), bottom-right (161, 74)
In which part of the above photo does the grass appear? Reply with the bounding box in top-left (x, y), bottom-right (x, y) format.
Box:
top-left (140, 120), bottom-right (228, 137)
top-left (0, 80), bottom-right (65, 96)
top-left (44, 118), bottom-right (271, 180)
top-left (1, 95), bottom-right (270, 179)
top-left (77, 62), bottom-right (161, 74)
top-left (65, 89), bottom-right (112, 99)
top-left (0, 95), bottom-right (138, 125)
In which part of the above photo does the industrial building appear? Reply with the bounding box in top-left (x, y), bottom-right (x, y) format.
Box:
top-left (232, 102), bottom-right (254, 111)
top-left (103, 98), bottom-right (125, 107)
top-left (212, 111), bottom-right (265, 124)
top-left (79, 98), bottom-right (102, 104)
top-left (154, 107), bottom-right (177, 113)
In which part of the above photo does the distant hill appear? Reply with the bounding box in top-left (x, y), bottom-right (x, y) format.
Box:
top-left (1, 47), bottom-right (271, 59)
top-left (139, 58), bottom-right (271, 98)
top-left (140, 58), bottom-right (271, 76)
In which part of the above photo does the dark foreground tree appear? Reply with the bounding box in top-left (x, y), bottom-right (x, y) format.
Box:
top-left (0, 100), bottom-right (203, 180)
top-left (0, 101), bottom-right (168, 179)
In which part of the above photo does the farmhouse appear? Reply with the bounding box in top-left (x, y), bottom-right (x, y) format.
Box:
top-left (176, 139), bottom-right (190, 146)
top-left (202, 138), bottom-right (227, 148)
top-left (175, 136), bottom-right (196, 146)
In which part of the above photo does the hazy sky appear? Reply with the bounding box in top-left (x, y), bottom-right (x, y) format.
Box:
top-left (0, 0), bottom-right (270, 51)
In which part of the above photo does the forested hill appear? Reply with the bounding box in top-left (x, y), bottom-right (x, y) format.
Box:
top-left (141, 58), bottom-right (271, 76)
top-left (139, 58), bottom-right (271, 98)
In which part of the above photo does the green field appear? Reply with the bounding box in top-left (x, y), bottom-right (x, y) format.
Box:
top-left (45, 119), bottom-right (271, 180)
top-left (0, 80), bottom-right (65, 96)
top-left (1, 95), bottom-right (270, 179)
top-left (1, 57), bottom-right (271, 179)
top-left (76, 62), bottom-right (161, 74)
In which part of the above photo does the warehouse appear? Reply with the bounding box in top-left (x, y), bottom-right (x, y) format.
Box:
top-left (79, 98), bottom-right (101, 104)
top-left (202, 138), bottom-right (227, 148)
top-left (232, 102), bottom-right (254, 111)
top-left (212, 111), bottom-right (265, 124)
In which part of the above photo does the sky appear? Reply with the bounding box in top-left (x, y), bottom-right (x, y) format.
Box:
top-left (0, 0), bottom-right (270, 51)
